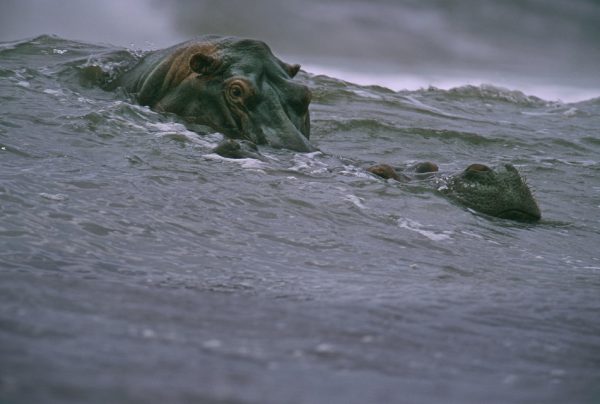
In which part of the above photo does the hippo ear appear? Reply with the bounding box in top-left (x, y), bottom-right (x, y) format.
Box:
top-left (285, 63), bottom-right (301, 78)
top-left (189, 53), bottom-right (220, 75)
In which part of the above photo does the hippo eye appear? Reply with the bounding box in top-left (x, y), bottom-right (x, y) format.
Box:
top-left (229, 84), bottom-right (243, 98)
top-left (225, 79), bottom-right (254, 104)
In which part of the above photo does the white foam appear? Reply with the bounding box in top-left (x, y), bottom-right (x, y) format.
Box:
top-left (39, 193), bottom-right (68, 201)
top-left (43, 88), bottom-right (62, 96)
top-left (147, 122), bottom-right (187, 132)
top-left (339, 165), bottom-right (373, 179)
top-left (289, 152), bottom-right (329, 174)
top-left (344, 194), bottom-right (367, 210)
top-left (147, 122), bottom-right (220, 148)
top-left (204, 153), bottom-right (268, 170)
top-left (397, 217), bottom-right (453, 241)
top-left (351, 89), bottom-right (384, 100)
top-left (562, 108), bottom-right (579, 117)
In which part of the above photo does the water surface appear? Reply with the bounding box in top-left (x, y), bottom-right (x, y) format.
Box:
top-left (1, 35), bottom-right (599, 404)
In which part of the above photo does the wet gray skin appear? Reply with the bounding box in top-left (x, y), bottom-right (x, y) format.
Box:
top-left (440, 163), bottom-right (541, 222)
top-left (117, 36), bottom-right (315, 152)
top-left (368, 163), bottom-right (541, 222)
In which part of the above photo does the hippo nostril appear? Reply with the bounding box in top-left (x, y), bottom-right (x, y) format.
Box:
top-left (465, 163), bottom-right (491, 173)
top-left (415, 162), bottom-right (439, 174)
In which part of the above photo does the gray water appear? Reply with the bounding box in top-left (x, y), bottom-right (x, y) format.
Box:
top-left (1, 4), bottom-right (600, 404)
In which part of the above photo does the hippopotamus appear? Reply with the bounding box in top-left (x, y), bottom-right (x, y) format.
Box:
top-left (116, 36), bottom-right (314, 152)
top-left (106, 36), bottom-right (542, 222)
top-left (367, 162), bottom-right (541, 222)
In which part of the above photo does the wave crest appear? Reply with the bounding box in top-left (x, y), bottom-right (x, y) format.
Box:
top-left (424, 84), bottom-right (548, 106)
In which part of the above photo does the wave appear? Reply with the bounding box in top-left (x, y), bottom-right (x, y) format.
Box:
top-left (303, 64), bottom-right (599, 104)
top-left (424, 84), bottom-right (547, 107)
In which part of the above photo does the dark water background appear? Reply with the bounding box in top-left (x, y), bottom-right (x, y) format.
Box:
top-left (1, 1), bottom-right (600, 403)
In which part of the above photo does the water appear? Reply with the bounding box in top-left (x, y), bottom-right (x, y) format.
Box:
top-left (1, 32), bottom-right (600, 404)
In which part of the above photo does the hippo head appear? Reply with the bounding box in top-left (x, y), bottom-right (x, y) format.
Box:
top-left (441, 163), bottom-right (541, 222)
top-left (133, 37), bottom-right (314, 152)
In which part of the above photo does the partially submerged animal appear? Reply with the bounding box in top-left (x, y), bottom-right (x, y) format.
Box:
top-left (116, 35), bottom-right (315, 152)
top-left (105, 36), bottom-right (541, 222)
top-left (368, 163), bottom-right (541, 222)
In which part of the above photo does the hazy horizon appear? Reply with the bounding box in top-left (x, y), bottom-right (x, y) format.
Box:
top-left (2, 0), bottom-right (599, 101)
